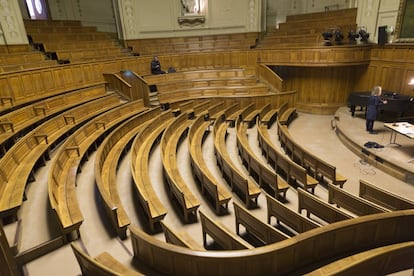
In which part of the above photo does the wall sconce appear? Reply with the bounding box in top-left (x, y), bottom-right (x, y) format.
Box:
top-left (408, 78), bottom-right (414, 86)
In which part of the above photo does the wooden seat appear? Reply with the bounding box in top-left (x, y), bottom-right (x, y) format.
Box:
top-left (276, 119), bottom-right (348, 188)
top-left (359, 179), bottom-right (414, 210)
top-left (0, 95), bottom-right (120, 224)
top-left (160, 112), bottom-right (200, 223)
top-left (266, 194), bottom-right (320, 234)
top-left (96, 107), bottom-right (160, 238)
top-left (307, 241), bottom-right (414, 275)
top-left (213, 113), bottom-right (261, 208)
top-left (297, 188), bottom-right (353, 223)
top-left (233, 202), bottom-right (290, 246)
top-left (189, 111), bottom-right (232, 214)
top-left (131, 110), bottom-right (173, 231)
top-left (236, 119), bottom-right (289, 200)
top-left (0, 84), bottom-right (107, 156)
top-left (47, 95), bottom-right (125, 241)
top-left (199, 210), bottom-right (253, 250)
top-left (328, 183), bottom-right (390, 216)
top-left (160, 221), bottom-right (205, 251)
top-left (71, 242), bottom-right (142, 276)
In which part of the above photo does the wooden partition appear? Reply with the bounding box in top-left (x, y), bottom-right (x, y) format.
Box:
top-left (130, 209), bottom-right (414, 275)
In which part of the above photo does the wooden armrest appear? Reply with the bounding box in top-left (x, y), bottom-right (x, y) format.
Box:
top-left (34, 134), bottom-right (48, 144)
top-left (0, 121), bottom-right (14, 132)
top-left (0, 96), bottom-right (13, 106)
top-left (64, 115), bottom-right (76, 124)
top-left (65, 146), bottom-right (80, 157)
top-left (33, 106), bottom-right (47, 116)
top-left (95, 121), bottom-right (106, 129)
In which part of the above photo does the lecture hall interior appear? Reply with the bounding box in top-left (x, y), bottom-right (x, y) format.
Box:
top-left (1, 0), bottom-right (414, 275)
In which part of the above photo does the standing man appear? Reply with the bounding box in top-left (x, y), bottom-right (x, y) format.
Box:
top-left (366, 85), bottom-right (387, 134)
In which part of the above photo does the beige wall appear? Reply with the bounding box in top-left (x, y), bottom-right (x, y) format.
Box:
top-left (0, 0), bottom-right (404, 47)
top-left (0, 0), bottom-right (28, 45)
top-left (117, 0), bottom-right (262, 39)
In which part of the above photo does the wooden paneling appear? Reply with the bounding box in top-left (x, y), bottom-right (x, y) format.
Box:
top-left (272, 65), bottom-right (366, 114)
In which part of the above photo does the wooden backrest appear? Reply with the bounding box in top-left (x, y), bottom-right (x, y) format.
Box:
top-left (129, 209), bottom-right (414, 275)
top-left (233, 202), bottom-right (289, 245)
top-left (266, 194), bottom-right (319, 233)
top-left (359, 179), bottom-right (414, 211)
top-left (307, 241), bottom-right (414, 275)
top-left (328, 183), bottom-right (389, 216)
top-left (199, 210), bottom-right (252, 250)
top-left (298, 188), bottom-right (352, 223)
top-left (71, 242), bottom-right (141, 276)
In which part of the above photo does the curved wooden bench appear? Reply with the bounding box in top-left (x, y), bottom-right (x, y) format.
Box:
top-left (258, 123), bottom-right (319, 193)
top-left (298, 188), bottom-right (354, 223)
top-left (359, 179), bottom-right (414, 211)
top-left (277, 119), bottom-right (347, 188)
top-left (144, 68), bottom-right (253, 85)
top-left (266, 194), bottom-right (320, 234)
top-left (189, 111), bottom-right (232, 214)
top-left (0, 83), bottom-right (107, 156)
top-left (156, 77), bottom-right (258, 94)
top-left (160, 112), bottom-right (200, 223)
top-left (213, 113), bottom-right (261, 208)
top-left (0, 95), bottom-right (120, 222)
top-left (277, 102), bottom-right (297, 125)
top-left (158, 85), bottom-right (270, 103)
top-left (328, 183), bottom-right (390, 216)
top-left (233, 201), bottom-right (289, 245)
top-left (129, 209), bottom-right (414, 275)
top-left (48, 99), bottom-right (144, 242)
top-left (199, 210), bottom-right (253, 250)
top-left (95, 107), bottom-right (161, 239)
top-left (238, 102), bottom-right (260, 127)
top-left (307, 241), bottom-right (414, 275)
top-left (160, 221), bottom-right (205, 251)
top-left (71, 242), bottom-right (142, 276)
top-left (131, 110), bottom-right (173, 231)
top-left (236, 118), bottom-right (289, 200)
top-left (258, 103), bottom-right (279, 127)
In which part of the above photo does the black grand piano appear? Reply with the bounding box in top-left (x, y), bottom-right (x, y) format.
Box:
top-left (348, 91), bottom-right (414, 118)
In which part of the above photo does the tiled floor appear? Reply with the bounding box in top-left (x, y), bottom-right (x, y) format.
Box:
top-left (12, 105), bottom-right (414, 275)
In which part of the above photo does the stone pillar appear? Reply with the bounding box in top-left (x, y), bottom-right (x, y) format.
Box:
top-left (0, 0), bottom-right (28, 45)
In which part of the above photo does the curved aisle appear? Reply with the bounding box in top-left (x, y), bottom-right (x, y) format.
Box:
top-left (285, 109), bottom-right (414, 201)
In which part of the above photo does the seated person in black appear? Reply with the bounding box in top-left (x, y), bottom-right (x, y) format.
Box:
top-left (151, 56), bottom-right (165, 74)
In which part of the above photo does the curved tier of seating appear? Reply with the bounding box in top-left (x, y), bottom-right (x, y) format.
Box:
top-left (1, 14), bottom-right (412, 275)
top-left (276, 118), bottom-right (347, 188)
top-left (188, 109), bottom-right (232, 214)
top-left (265, 194), bottom-right (320, 234)
top-left (358, 179), bottom-right (414, 211)
top-left (0, 83), bottom-right (107, 156)
top-left (0, 94), bottom-right (120, 221)
top-left (257, 120), bottom-right (319, 193)
top-left (307, 240), bottom-right (414, 275)
top-left (160, 220), bottom-right (205, 251)
top-left (130, 110), bottom-right (174, 232)
top-left (235, 116), bottom-right (289, 200)
top-left (213, 111), bottom-right (261, 208)
top-left (160, 112), bottom-right (200, 223)
top-left (48, 100), bottom-right (146, 242)
top-left (95, 107), bottom-right (162, 238)
top-left (71, 242), bottom-right (142, 276)
top-left (129, 209), bottom-right (414, 275)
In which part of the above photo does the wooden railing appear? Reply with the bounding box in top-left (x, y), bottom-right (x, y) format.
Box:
top-left (130, 209), bottom-right (414, 275)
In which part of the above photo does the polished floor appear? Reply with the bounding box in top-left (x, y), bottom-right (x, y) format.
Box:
top-left (8, 105), bottom-right (414, 275)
